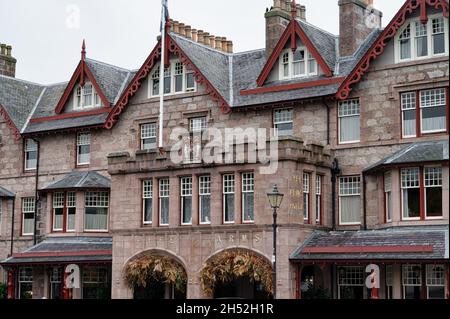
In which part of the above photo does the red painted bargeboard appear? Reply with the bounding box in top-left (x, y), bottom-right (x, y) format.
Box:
top-left (11, 250), bottom-right (112, 258)
top-left (302, 246), bottom-right (434, 254)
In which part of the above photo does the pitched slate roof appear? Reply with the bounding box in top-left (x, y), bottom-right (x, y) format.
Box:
top-left (41, 171), bottom-right (111, 191)
top-left (0, 237), bottom-right (112, 265)
top-left (291, 226), bottom-right (449, 262)
top-left (0, 185), bottom-right (15, 198)
top-left (364, 140), bottom-right (449, 173)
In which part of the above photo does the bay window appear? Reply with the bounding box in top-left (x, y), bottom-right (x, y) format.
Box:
top-left (24, 139), bottom-right (37, 171)
top-left (338, 266), bottom-right (364, 299)
top-left (303, 172), bottom-right (310, 222)
top-left (159, 179), bottom-right (170, 226)
top-left (384, 172), bottom-right (392, 222)
top-left (396, 16), bottom-right (448, 62)
top-left (18, 268), bottom-right (33, 299)
top-left (141, 123), bottom-right (157, 150)
top-left (77, 133), bottom-right (91, 166)
top-left (52, 192), bottom-right (64, 231)
top-left (67, 192), bottom-right (76, 231)
top-left (223, 174), bottom-right (235, 224)
top-left (52, 192), bottom-right (76, 232)
top-left (401, 92), bottom-right (417, 137)
top-left (339, 176), bottom-right (361, 225)
top-left (74, 82), bottom-right (102, 110)
top-left (22, 197), bottom-right (35, 236)
top-left (199, 176), bottom-right (211, 224)
top-left (315, 175), bottom-right (322, 224)
top-left (143, 180), bottom-right (153, 225)
top-left (424, 167), bottom-right (443, 219)
top-left (242, 172), bottom-right (254, 223)
top-left (280, 48), bottom-right (317, 79)
top-left (338, 99), bottom-right (360, 144)
top-left (401, 168), bottom-right (421, 219)
top-left (82, 267), bottom-right (110, 299)
top-left (149, 60), bottom-right (196, 97)
top-left (181, 177), bottom-right (193, 225)
top-left (402, 265), bottom-right (422, 299)
top-left (84, 192), bottom-right (109, 231)
top-left (274, 108), bottom-right (293, 137)
top-left (426, 264), bottom-right (445, 299)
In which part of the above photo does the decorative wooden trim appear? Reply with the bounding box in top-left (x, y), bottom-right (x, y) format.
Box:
top-left (256, 20), bottom-right (333, 87)
top-left (21, 124), bottom-right (104, 138)
top-left (105, 35), bottom-right (231, 130)
top-left (11, 250), bottom-right (112, 258)
top-left (337, 0), bottom-right (449, 100)
top-left (302, 245), bottom-right (434, 254)
top-left (241, 77), bottom-right (344, 96)
top-left (30, 108), bottom-right (111, 123)
top-left (0, 104), bottom-right (21, 140)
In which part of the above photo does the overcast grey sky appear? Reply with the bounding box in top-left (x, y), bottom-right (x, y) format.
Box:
top-left (0, 0), bottom-right (405, 84)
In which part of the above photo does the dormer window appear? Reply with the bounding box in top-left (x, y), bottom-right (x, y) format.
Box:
top-left (74, 82), bottom-right (102, 110)
top-left (279, 48), bottom-right (317, 80)
top-left (149, 60), bottom-right (196, 97)
top-left (395, 15), bottom-right (448, 63)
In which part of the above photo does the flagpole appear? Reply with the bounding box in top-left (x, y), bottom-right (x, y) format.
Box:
top-left (158, 0), bottom-right (167, 150)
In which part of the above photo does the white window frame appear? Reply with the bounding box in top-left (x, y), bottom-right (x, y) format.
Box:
top-left (401, 92), bottom-right (417, 138)
top-left (148, 60), bottom-right (197, 98)
top-left (52, 192), bottom-right (65, 232)
top-left (24, 139), bottom-right (38, 171)
top-left (199, 175), bottom-right (211, 225)
top-left (273, 108), bottom-right (294, 137)
top-left (402, 264), bottom-right (422, 299)
top-left (180, 177), bottom-right (193, 226)
top-left (384, 172), bottom-right (393, 223)
top-left (73, 82), bottom-right (102, 111)
top-left (424, 166), bottom-right (443, 220)
top-left (338, 176), bottom-right (361, 226)
top-left (303, 172), bottom-right (310, 222)
top-left (22, 197), bottom-right (35, 236)
top-left (84, 191), bottom-right (109, 232)
top-left (77, 132), bottom-right (91, 166)
top-left (159, 179), bottom-right (170, 226)
top-left (189, 117), bottom-right (208, 133)
top-left (223, 174), bottom-right (235, 224)
top-left (338, 99), bottom-right (361, 144)
top-left (401, 167), bottom-right (421, 221)
top-left (279, 48), bottom-right (318, 80)
top-left (18, 267), bottom-right (33, 299)
top-left (140, 123), bottom-right (157, 150)
top-left (420, 88), bottom-right (447, 134)
top-left (337, 266), bottom-right (365, 299)
top-left (49, 267), bottom-right (62, 299)
top-left (315, 175), bottom-right (322, 224)
top-left (242, 172), bottom-right (255, 223)
top-left (66, 192), bottom-right (76, 232)
top-left (142, 180), bottom-right (153, 225)
top-left (395, 14), bottom-right (449, 63)
top-left (426, 264), bottom-right (446, 299)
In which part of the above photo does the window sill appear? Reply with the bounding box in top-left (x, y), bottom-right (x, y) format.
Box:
top-left (83, 230), bottom-right (109, 233)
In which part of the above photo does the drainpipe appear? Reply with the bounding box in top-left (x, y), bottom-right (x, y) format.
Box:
top-left (33, 139), bottom-right (40, 245)
top-left (323, 97), bottom-right (330, 145)
top-left (363, 172), bottom-right (367, 230)
top-left (10, 196), bottom-right (16, 256)
top-left (330, 159), bottom-right (341, 231)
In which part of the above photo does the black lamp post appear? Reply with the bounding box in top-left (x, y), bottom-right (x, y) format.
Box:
top-left (267, 184), bottom-right (284, 299)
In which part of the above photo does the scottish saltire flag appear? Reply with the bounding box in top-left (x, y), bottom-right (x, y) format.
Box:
top-left (160, 0), bottom-right (169, 32)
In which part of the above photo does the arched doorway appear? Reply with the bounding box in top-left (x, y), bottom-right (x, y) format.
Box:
top-left (300, 265), bottom-right (329, 299)
top-left (201, 249), bottom-right (273, 299)
top-left (123, 251), bottom-right (187, 299)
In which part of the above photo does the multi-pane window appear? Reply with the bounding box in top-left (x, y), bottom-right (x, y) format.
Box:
top-left (338, 99), bottom-right (360, 144)
top-left (84, 192), bottom-right (109, 231)
top-left (53, 192), bottom-right (64, 231)
top-left (159, 179), bottom-right (170, 226)
top-left (18, 268), bottom-right (33, 299)
top-left (22, 197), bottom-right (35, 236)
top-left (149, 61), bottom-right (196, 97)
top-left (67, 192), bottom-right (76, 231)
top-left (143, 180), bottom-right (153, 225)
top-left (384, 172), bottom-right (393, 222)
top-left (402, 265), bottom-right (422, 299)
top-left (24, 139), bottom-right (37, 171)
top-left (189, 117), bottom-right (208, 133)
top-left (396, 16), bottom-right (448, 62)
top-left (338, 266), bottom-right (364, 299)
top-left (82, 267), bottom-right (110, 299)
top-left (401, 92), bottom-right (417, 137)
top-left (339, 176), bottom-right (361, 225)
top-left (303, 173), bottom-right (310, 222)
top-left (242, 173), bottom-right (254, 223)
top-left (386, 265), bottom-right (393, 299)
top-left (401, 168), bottom-right (421, 219)
top-left (426, 264), bottom-right (445, 299)
top-left (181, 177), bottom-right (193, 225)
top-left (50, 268), bottom-right (62, 299)
top-left (223, 174), bottom-right (235, 223)
top-left (280, 48), bottom-right (317, 79)
top-left (141, 123), bottom-right (157, 150)
top-left (74, 83), bottom-right (101, 110)
top-left (274, 108), bottom-right (293, 136)
top-left (77, 133), bottom-right (91, 165)
top-left (315, 175), bottom-right (322, 224)
top-left (199, 176), bottom-right (211, 224)
top-left (424, 167), bottom-right (443, 218)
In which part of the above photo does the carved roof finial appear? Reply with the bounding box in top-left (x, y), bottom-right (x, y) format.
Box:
top-left (81, 39), bottom-right (86, 61)
top-left (291, 0), bottom-right (297, 20)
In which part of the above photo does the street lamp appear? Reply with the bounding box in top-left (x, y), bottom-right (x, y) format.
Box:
top-left (267, 184), bottom-right (284, 299)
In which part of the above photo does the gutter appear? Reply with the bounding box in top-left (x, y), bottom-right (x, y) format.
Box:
top-left (9, 194), bottom-right (16, 256)
top-left (330, 159), bottom-right (341, 231)
top-left (363, 171), bottom-right (368, 230)
top-left (33, 139), bottom-right (40, 245)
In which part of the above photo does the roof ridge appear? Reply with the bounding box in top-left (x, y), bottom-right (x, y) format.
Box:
top-left (296, 18), bottom-right (338, 38)
top-left (170, 32), bottom-right (231, 56)
top-left (21, 87), bottom-right (47, 133)
top-left (232, 48), bottom-right (265, 56)
top-left (76, 171), bottom-right (91, 187)
top-left (114, 71), bottom-right (133, 105)
top-left (85, 58), bottom-right (132, 73)
top-left (0, 74), bottom-right (44, 87)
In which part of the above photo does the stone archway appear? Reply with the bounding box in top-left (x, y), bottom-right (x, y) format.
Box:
top-left (200, 248), bottom-right (273, 299)
top-left (123, 249), bottom-right (187, 300)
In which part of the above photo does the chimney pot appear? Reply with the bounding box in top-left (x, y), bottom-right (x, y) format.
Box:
top-left (197, 30), bottom-right (205, 44)
top-left (185, 25), bottom-right (192, 39)
top-left (209, 36), bottom-right (216, 48)
top-left (178, 23), bottom-right (186, 36)
top-left (191, 29), bottom-right (198, 42)
top-left (273, 0), bottom-right (282, 9)
top-left (215, 37), bottom-right (222, 50)
top-left (0, 43), bottom-right (16, 77)
top-left (226, 41), bottom-right (233, 53)
top-left (203, 32), bottom-right (210, 46)
top-left (173, 21), bottom-right (180, 34)
top-left (0, 44), bottom-right (6, 55)
top-left (221, 37), bottom-right (228, 52)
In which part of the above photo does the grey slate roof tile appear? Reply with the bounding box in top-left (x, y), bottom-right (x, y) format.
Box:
top-left (0, 185), bottom-right (15, 198)
top-left (41, 171), bottom-right (111, 190)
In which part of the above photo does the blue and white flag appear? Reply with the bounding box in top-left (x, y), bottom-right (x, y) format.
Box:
top-left (160, 0), bottom-right (169, 32)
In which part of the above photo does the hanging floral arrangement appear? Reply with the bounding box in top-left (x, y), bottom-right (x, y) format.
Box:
top-left (200, 250), bottom-right (273, 297)
top-left (123, 254), bottom-right (187, 293)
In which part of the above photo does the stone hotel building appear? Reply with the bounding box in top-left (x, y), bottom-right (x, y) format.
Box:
top-left (0, 0), bottom-right (448, 299)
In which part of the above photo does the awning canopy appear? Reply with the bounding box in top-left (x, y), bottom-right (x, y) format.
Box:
top-left (0, 186), bottom-right (15, 198)
top-left (290, 226), bottom-right (449, 263)
top-left (0, 237), bottom-right (112, 266)
top-left (41, 171), bottom-right (111, 191)
top-left (364, 140), bottom-right (448, 174)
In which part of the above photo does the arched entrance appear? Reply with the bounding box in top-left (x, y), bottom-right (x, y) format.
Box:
top-left (201, 249), bottom-right (273, 299)
top-left (123, 250), bottom-right (187, 299)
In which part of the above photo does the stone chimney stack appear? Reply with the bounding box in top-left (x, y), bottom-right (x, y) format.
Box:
top-left (265, 0), bottom-right (306, 58)
top-left (338, 0), bottom-right (382, 57)
top-left (0, 43), bottom-right (16, 78)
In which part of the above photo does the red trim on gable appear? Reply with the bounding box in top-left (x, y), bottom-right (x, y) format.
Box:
top-left (336, 0), bottom-right (449, 100)
top-left (302, 246), bottom-right (434, 254)
top-left (55, 61), bottom-right (111, 115)
top-left (0, 104), bottom-right (21, 140)
top-left (30, 107), bottom-right (111, 123)
top-left (241, 77), bottom-right (344, 96)
top-left (11, 250), bottom-right (112, 258)
top-left (104, 35), bottom-right (231, 130)
top-left (256, 20), bottom-right (333, 87)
